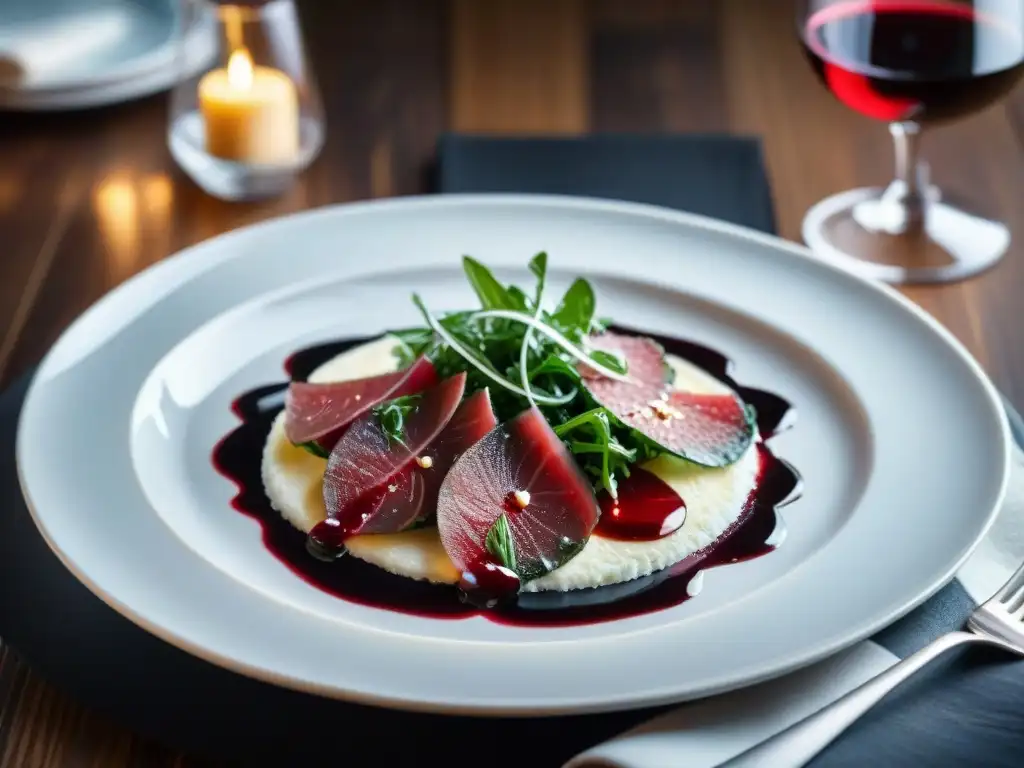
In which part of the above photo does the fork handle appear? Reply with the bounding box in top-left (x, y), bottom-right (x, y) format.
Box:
top-left (719, 631), bottom-right (993, 768)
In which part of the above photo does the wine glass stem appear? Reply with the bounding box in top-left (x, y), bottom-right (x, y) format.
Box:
top-left (887, 121), bottom-right (927, 230)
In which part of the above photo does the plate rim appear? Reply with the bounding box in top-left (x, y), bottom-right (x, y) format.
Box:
top-left (15, 193), bottom-right (1011, 714)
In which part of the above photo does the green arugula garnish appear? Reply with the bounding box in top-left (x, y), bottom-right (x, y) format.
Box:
top-left (464, 256), bottom-right (521, 311)
top-left (552, 277), bottom-right (595, 341)
top-left (373, 394), bottom-right (422, 447)
top-left (390, 253), bottom-right (662, 497)
top-left (298, 440), bottom-right (330, 459)
top-left (587, 349), bottom-right (628, 376)
top-left (484, 513), bottom-right (517, 572)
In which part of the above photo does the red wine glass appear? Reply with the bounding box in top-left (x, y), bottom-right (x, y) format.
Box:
top-left (798, 0), bottom-right (1024, 284)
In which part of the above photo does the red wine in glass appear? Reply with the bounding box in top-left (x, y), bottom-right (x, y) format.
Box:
top-left (797, 1), bottom-right (1024, 283)
top-left (802, 2), bottom-right (1024, 123)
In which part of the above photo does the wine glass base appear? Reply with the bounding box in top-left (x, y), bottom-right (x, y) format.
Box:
top-left (801, 187), bottom-right (1010, 285)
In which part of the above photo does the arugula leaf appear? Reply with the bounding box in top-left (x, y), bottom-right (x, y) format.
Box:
top-left (528, 252), bottom-right (548, 308)
top-left (554, 408), bottom-right (632, 497)
top-left (298, 441), bottom-right (330, 459)
top-left (484, 513), bottom-right (517, 572)
top-left (463, 256), bottom-right (518, 310)
top-left (529, 353), bottom-right (581, 382)
top-left (389, 327), bottom-right (435, 367)
top-left (552, 278), bottom-right (595, 338)
top-left (506, 286), bottom-right (533, 312)
top-left (588, 349), bottom-right (628, 375)
top-left (373, 394), bottom-right (422, 447)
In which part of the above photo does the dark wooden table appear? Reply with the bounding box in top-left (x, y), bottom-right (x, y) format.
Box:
top-left (2, 1), bottom-right (1023, 765)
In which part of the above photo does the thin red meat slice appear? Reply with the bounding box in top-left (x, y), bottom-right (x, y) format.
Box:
top-left (321, 373), bottom-right (467, 536)
top-left (581, 331), bottom-right (669, 388)
top-left (284, 355), bottom-right (436, 450)
top-left (437, 406), bottom-right (600, 588)
top-left (620, 391), bottom-right (754, 467)
top-left (582, 332), bottom-right (754, 468)
top-left (345, 388), bottom-right (499, 535)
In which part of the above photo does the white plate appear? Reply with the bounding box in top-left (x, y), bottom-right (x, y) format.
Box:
top-left (16, 195), bottom-right (1010, 714)
top-left (0, 1), bottom-right (217, 111)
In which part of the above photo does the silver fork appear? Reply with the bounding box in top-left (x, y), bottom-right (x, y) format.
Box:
top-left (720, 561), bottom-right (1024, 768)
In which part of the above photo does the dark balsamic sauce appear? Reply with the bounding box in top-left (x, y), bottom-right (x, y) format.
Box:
top-left (307, 482), bottom-right (390, 560)
top-left (212, 326), bottom-right (801, 626)
top-left (596, 469), bottom-right (688, 541)
top-left (458, 555), bottom-right (522, 609)
top-left (306, 518), bottom-right (347, 561)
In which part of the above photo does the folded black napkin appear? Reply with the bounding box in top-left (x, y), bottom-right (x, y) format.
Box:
top-left (437, 133), bottom-right (776, 233)
top-left (0, 135), bottom-right (1020, 768)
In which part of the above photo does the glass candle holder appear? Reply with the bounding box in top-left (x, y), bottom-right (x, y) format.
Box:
top-left (169, 0), bottom-right (325, 201)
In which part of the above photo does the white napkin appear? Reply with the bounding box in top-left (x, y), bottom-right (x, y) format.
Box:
top-left (0, 8), bottom-right (130, 88)
top-left (565, 446), bottom-right (1024, 768)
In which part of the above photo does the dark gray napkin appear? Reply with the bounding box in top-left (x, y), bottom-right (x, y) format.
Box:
top-left (438, 133), bottom-right (1024, 768)
top-left (436, 134), bottom-right (776, 234)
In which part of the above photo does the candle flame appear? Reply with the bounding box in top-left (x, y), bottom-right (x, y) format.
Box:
top-left (227, 48), bottom-right (254, 90)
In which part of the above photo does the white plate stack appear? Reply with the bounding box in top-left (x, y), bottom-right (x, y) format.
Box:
top-left (0, 0), bottom-right (217, 111)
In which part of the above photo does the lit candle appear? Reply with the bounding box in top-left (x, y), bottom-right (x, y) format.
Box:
top-left (198, 48), bottom-right (299, 164)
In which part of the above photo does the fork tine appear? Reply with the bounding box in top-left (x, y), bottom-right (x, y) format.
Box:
top-left (1008, 586), bottom-right (1024, 615)
top-left (996, 562), bottom-right (1024, 604)
top-left (1009, 596), bottom-right (1024, 621)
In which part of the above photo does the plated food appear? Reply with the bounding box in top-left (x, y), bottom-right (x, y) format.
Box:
top-left (215, 254), bottom-right (801, 624)
top-left (20, 195), bottom-right (1007, 710)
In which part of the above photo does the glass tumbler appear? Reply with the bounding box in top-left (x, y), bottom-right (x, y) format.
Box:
top-left (169, 0), bottom-right (325, 201)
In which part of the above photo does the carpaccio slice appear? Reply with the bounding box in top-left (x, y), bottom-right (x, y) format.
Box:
top-left (407, 388), bottom-right (499, 520)
top-left (623, 391), bottom-right (754, 467)
top-left (284, 355), bottom-right (437, 451)
top-left (581, 331), bottom-right (669, 388)
top-left (320, 373), bottom-right (467, 537)
top-left (353, 388), bottom-right (499, 533)
top-left (582, 331), bottom-right (754, 467)
top-left (436, 406), bottom-right (600, 591)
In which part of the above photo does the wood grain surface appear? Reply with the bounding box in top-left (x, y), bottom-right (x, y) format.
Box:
top-left (2, 0), bottom-right (1023, 765)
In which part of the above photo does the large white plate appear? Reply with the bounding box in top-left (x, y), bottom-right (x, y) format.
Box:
top-left (16, 195), bottom-right (1009, 714)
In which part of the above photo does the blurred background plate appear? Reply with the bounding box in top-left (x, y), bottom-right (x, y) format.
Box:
top-left (0, 0), bottom-right (217, 110)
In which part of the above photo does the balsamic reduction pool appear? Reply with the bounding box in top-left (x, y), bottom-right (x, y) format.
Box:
top-left (212, 327), bottom-right (801, 627)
